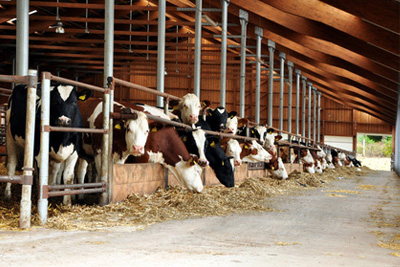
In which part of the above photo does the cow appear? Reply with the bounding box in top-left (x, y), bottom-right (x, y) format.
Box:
top-left (171, 93), bottom-right (204, 125)
top-left (220, 138), bottom-right (242, 171)
top-left (76, 98), bottom-right (149, 187)
top-left (5, 83), bottom-right (90, 204)
top-left (326, 152), bottom-right (335, 169)
top-left (348, 155), bottom-right (361, 167)
top-left (338, 152), bottom-right (347, 166)
top-left (250, 125), bottom-right (268, 143)
top-left (279, 146), bottom-right (296, 164)
top-left (224, 115), bottom-right (238, 134)
top-left (331, 149), bottom-right (342, 166)
top-left (128, 125), bottom-right (204, 192)
top-left (299, 149), bottom-right (316, 173)
top-left (262, 128), bottom-right (289, 179)
top-left (205, 106), bottom-right (237, 132)
top-left (177, 127), bottom-right (209, 167)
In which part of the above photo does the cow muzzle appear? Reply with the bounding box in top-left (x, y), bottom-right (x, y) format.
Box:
top-left (131, 145), bottom-right (144, 155)
top-left (197, 158), bottom-right (209, 167)
top-left (189, 114), bottom-right (198, 123)
top-left (234, 159), bottom-right (241, 166)
top-left (58, 115), bottom-right (71, 126)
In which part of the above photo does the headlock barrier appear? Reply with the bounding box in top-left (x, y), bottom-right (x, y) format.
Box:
top-left (0, 70), bottom-right (37, 228)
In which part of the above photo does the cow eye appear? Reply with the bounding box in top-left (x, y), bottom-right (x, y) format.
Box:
top-left (183, 104), bottom-right (188, 109)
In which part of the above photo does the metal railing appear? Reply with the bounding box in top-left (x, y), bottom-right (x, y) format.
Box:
top-left (0, 71), bottom-right (37, 228)
top-left (38, 72), bottom-right (110, 225)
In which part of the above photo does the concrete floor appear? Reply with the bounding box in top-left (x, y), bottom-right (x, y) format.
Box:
top-left (0, 170), bottom-right (399, 267)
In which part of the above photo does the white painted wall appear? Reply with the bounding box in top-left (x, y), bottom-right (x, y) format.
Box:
top-left (324, 136), bottom-right (353, 151)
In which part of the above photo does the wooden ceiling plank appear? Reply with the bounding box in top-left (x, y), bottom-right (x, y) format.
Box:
top-left (319, 0), bottom-right (400, 34)
top-left (259, 0), bottom-right (399, 55)
top-left (228, 0), bottom-right (399, 72)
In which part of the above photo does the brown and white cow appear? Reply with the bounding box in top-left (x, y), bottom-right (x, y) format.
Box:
top-left (128, 125), bottom-right (204, 192)
top-left (262, 129), bottom-right (289, 179)
top-left (77, 98), bottom-right (149, 185)
top-left (220, 137), bottom-right (242, 171)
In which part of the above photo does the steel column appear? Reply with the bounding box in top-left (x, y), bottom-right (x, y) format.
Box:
top-left (287, 61), bottom-right (293, 134)
top-left (295, 69), bottom-right (301, 136)
top-left (239, 9), bottom-right (248, 117)
top-left (156, 0), bottom-right (166, 107)
top-left (395, 73), bottom-right (400, 176)
top-left (16, 0), bottom-right (29, 76)
top-left (193, 0), bottom-right (202, 98)
top-left (19, 69), bottom-right (37, 228)
top-left (301, 76), bottom-right (307, 140)
top-left (102, 0), bottom-right (114, 205)
top-left (268, 40), bottom-right (275, 126)
top-left (313, 87), bottom-right (317, 142)
top-left (38, 72), bottom-right (50, 225)
top-left (220, 0), bottom-right (229, 107)
top-left (255, 26), bottom-right (263, 124)
top-left (278, 52), bottom-right (285, 132)
top-left (307, 82), bottom-right (312, 143)
top-left (317, 91), bottom-right (321, 143)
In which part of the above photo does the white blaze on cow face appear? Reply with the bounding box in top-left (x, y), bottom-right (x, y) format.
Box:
top-left (124, 112), bottom-right (149, 156)
top-left (225, 116), bottom-right (238, 134)
top-left (264, 132), bottom-right (277, 153)
top-left (315, 159), bottom-right (323, 173)
top-left (270, 157), bottom-right (289, 179)
top-left (178, 93), bottom-right (202, 125)
top-left (242, 140), bottom-right (273, 163)
top-left (316, 145), bottom-right (326, 158)
top-left (301, 149), bottom-right (316, 173)
top-left (191, 129), bottom-right (209, 166)
top-left (226, 139), bottom-right (242, 168)
top-left (166, 156), bottom-right (204, 193)
top-left (51, 85), bottom-right (74, 101)
top-left (338, 152), bottom-right (346, 166)
top-left (254, 125), bottom-right (267, 143)
top-left (321, 158), bottom-right (328, 170)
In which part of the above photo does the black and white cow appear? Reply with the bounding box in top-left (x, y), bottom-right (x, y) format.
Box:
top-left (205, 106), bottom-right (237, 132)
top-left (5, 83), bottom-right (90, 204)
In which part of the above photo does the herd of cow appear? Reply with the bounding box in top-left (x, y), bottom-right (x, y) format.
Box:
top-left (4, 82), bottom-right (362, 204)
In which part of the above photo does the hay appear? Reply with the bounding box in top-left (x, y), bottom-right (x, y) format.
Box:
top-left (327, 189), bottom-right (361, 195)
top-left (326, 193), bottom-right (347, 198)
top-left (275, 241), bottom-right (302, 246)
top-left (0, 164), bottom-right (369, 231)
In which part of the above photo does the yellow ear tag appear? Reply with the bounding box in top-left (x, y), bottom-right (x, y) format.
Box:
top-left (251, 130), bottom-right (254, 134)
top-left (79, 95), bottom-right (86, 101)
top-left (222, 161), bottom-right (224, 166)
top-left (151, 127), bottom-right (158, 132)
top-left (230, 115), bottom-right (234, 118)
top-left (268, 130), bottom-right (273, 134)
top-left (183, 136), bottom-right (187, 142)
top-left (271, 166), bottom-right (275, 170)
top-left (210, 141), bottom-right (216, 148)
top-left (114, 124), bottom-right (121, 130)
top-left (244, 145), bottom-right (249, 149)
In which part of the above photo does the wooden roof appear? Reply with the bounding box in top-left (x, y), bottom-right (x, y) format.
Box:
top-left (0, 0), bottom-right (399, 124)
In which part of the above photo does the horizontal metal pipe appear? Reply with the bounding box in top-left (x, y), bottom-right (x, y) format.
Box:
top-left (113, 112), bottom-right (259, 142)
top-left (112, 77), bottom-right (181, 101)
top-left (45, 126), bottom-right (107, 134)
top-left (0, 75), bottom-right (27, 84)
top-left (0, 175), bottom-right (22, 184)
top-left (48, 188), bottom-right (105, 198)
top-left (46, 72), bottom-right (106, 93)
top-left (0, 88), bottom-right (13, 93)
top-left (48, 182), bottom-right (105, 190)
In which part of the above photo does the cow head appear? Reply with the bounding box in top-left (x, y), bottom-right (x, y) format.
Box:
top-left (50, 84), bottom-right (91, 127)
top-left (251, 125), bottom-right (267, 143)
top-left (314, 158), bottom-right (323, 173)
top-left (316, 145), bottom-right (326, 158)
top-left (301, 149), bottom-right (315, 173)
top-left (190, 128), bottom-right (209, 167)
top-left (267, 157), bottom-right (289, 179)
top-left (176, 93), bottom-right (202, 125)
top-left (225, 139), bottom-right (242, 167)
top-left (114, 111), bottom-right (149, 156)
top-left (241, 140), bottom-right (273, 163)
top-left (206, 107), bottom-right (237, 132)
top-left (175, 155), bottom-right (204, 192)
top-left (224, 114), bottom-right (238, 134)
top-left (264, 128), bottom-right (282, 154)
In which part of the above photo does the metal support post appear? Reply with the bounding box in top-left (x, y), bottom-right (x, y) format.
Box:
top-left (255, 26), bottom-right (263, 124)
top-left (193, 0), bottom-right (202, 98)
top-left (16, 0), bottom-right (29, 76)
top-left (394, 74), bottom-right (400, 176)
top-left (317, 91), bottom-right (321, 143)
top-left (301, 76), bottom-right (307, 141)
top-left (19, 69), bottom-right (37, 228)
top-left (287, 61), bottom-right (293, 135)
top-left (220, 0), bottom-right (229, 107)
top-left (313, 87), bottom-right (317, 142)
top-left (307, 82), bottom-right (312, 144)
top-left (278, 52), bottom-right (285, 133)
top-left (268, 40), bottom-right (275, 126)
top-left (295, 69), bottom-right (301, 137)
top-left (157, 0), bottom-right (166, 107)
top-left (239, 9), bottom-right (248, 117)
top-left (102, 0), bottom-right (114, 206)
top-left (38, 72), bottom-right (50, 225)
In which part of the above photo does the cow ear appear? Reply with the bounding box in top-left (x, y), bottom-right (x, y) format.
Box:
top-left (228, 111), bottom-right (237, 118)
top-left (201, 100), bottom-right (211, 109)
top-left (206, 108), bottom-right (213, 116)
top-left (149, 122), bottom-right (163, 132)
top-left (267, 128), bottom-right (275, 134)
top-left (77, 89), bottom-right (92, 101)
top-left (169, 99), bottom-right (180, 110)
top-left (275, 135), bottom-right (283, 141)
top-left (114, 122), bottom-right (123, 130)
top-left (237, 118), bottom-right (249, 128)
